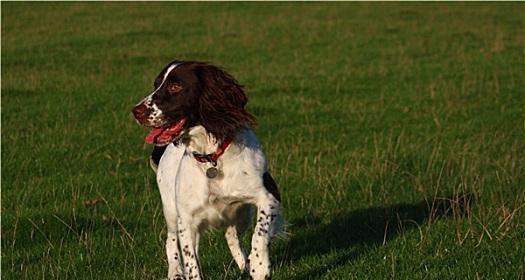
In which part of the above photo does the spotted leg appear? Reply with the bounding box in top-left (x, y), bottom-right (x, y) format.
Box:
top-left (248, 193), bottom-right (280, 280)
top-left (156, 143), bottom-right (186, 280)
top-left (166, 229), bottom-right (184, 280)
top-left (160, 195), bottom-right (184, 279)
top-left (177, 217), bottom-right (202, 280)
top-left (164, 209), bottom-right (184, 280)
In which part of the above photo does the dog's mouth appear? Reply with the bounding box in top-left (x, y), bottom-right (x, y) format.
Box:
top-left (145, 117), bottom-right (186, 146)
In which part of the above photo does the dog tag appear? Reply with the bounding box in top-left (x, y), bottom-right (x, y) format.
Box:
top-left (206, 167), bottom-right (219, 179)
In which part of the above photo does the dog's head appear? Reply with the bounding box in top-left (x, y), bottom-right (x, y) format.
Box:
top-left (132, 60), bottom-right (255, 145)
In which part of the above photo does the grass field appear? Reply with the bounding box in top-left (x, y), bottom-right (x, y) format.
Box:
top-left (2, 2), bottom-right (524, 279)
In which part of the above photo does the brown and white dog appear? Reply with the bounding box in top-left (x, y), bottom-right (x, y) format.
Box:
top-left (132, 60), bottom-right (282, 280)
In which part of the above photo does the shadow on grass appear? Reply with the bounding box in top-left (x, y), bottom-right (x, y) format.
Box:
top-left (280, 193), bottom-right (474, 279)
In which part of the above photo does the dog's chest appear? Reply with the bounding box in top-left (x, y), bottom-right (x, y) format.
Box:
top-left (167, 127), bottom-right (265, 229)
top-left (207, 176), bottom-right (246, 203)
top-left (192, 179), bottom-right (246, 229)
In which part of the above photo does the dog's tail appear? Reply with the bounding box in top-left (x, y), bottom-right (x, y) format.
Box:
top-left (263, 172), bottom-right (290, 240)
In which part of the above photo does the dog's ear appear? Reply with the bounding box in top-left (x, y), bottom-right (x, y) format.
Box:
top-left (196, 64), bottom-right (255, 140)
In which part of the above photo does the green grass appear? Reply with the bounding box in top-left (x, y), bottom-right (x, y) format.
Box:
top-left (2, 2), bottom-right (524, 279)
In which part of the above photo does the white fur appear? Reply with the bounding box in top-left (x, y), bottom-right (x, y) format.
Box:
top-left (156, 126), bottom-right (281, 280)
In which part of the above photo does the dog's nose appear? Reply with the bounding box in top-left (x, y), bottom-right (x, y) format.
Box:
top-left (132, 103), bottom-right (147, 119)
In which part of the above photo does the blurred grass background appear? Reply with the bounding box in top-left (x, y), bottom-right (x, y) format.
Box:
top-left (2, 2), bottom-right (524, 279)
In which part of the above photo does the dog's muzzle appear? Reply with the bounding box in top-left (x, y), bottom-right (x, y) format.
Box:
top-left (132, 103), bottom-right (151, 123)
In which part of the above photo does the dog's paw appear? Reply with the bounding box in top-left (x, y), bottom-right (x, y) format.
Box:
top-left (169, 275), bottom-right (185, 280)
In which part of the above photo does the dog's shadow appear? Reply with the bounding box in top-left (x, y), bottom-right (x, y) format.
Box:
top-left (276, 194), bottom-right (474, 279)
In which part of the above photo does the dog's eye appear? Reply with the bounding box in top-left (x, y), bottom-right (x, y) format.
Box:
top-left (167, 83), bottom-right (184, 94)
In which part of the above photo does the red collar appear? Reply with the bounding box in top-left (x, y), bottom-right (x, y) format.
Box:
top-left (192, 137), bottom-right (233, 165)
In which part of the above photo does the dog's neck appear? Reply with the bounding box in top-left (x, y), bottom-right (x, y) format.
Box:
top-left (184, 126), bottom-right (232, 156)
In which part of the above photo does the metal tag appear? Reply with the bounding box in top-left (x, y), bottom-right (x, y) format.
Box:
top-left (206, 167), bottom-right (219, 179)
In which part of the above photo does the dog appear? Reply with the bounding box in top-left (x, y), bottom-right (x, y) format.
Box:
top-left (132, 60), bottom-right (282, 280)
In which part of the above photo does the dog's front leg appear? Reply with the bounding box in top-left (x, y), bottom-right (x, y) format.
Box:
top-left (156, 143), bottom-right (186, 279)
top-left (177, 216), bottom-right (202, 280)
top-left (159, 196), bottom-right (185, 279)
top-left (248, 193), bottom-right (280, 280)
top-left (166, 225), bottom-right (184, 280)
top-left (160, 196), bottom-right (185, 279)
top-left (162, 206), bottom-right (185, 279)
